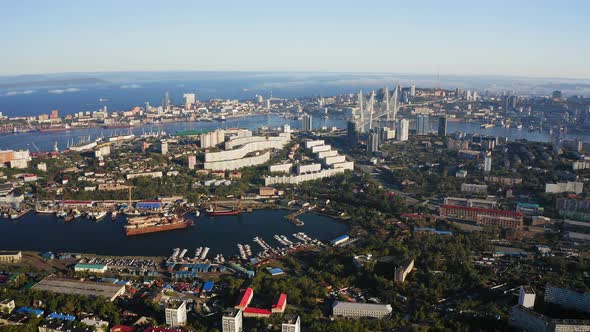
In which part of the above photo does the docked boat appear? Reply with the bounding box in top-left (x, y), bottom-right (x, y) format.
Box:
top-left (125, 214), bottom-right (192, 236)
top-left (72, 209), bottom-right (82, 218)
top-left (35, 204), bottom-right (56, 214)
top-left (86, 210), bottom-right (107, 221)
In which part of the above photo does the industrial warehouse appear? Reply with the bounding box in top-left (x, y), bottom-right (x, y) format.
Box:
top-left (31, 277), bottom-right (126, 302)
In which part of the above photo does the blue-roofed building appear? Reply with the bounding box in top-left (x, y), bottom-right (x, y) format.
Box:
top-left (330, 234), bottom-right (350, 246)
top-left (41, 252), bottom-right (55, 260)
top-left (516, 202), bottom-right (544, 216)
top-left (135, 201), bottom-right (162, 210)
top-left (202, 280), bottom-right (214, 292)
top-left (267, 267), bottom-right (284, 276)
top-left (47, 312), bottom-right (76, 321)
top-left (100, 278), bottom-right (118, 284)
top-left (16, 307), bottom-right (44, 317)
top-left (414, 227), bottom-right (454, 235)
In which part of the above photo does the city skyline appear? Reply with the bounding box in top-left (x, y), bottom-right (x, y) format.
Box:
top-left (1, 0), bottom-right (589, 78)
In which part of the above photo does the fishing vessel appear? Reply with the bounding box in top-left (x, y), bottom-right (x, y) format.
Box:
top-left (125, 214), bottom-right (192, 236)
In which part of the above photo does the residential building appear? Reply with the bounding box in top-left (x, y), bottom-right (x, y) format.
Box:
top-left (394, 258), bottom-right (414, 282)
top-left (367, 132), bottom-right (379, 153)
top-left (332, 301), bottom-right (392, 319)
top-left (0, 251), bottom-right (22, 263)
top-left (484, 153), bottom-right (492, 173)
top-left (556, 198), bottom-right (590, 222)
top-left (545, 182), bottom-right (584, 194)
top-left (165, 301), bottom-right (187, 327)
top-left (544, 285), bottom-right (590, 314)
top-left (0, 299), bottom-right (15, 314)
top-left (396, 119), bottom-right (409, 141)
top-left (460, 183), bottom-right (488, 194)
top-left (509, 305), bottom-right (590, 332)
top-left (509, 305), bottom-right (550, 332)
top-left (301, 113), bottom-right (312, 131)
top-left (160, 141), bottom-right (168, 155)
top-left (222, 308), bottom-right (242, 332)
top-left (281, 314), bottom-right (300, 332)
top-left (519, 286), bottom-right (536, 308)
top-left (439, 205), bottom-right (524, 229)
top-left (438, 116), bottom-right (447, 137)
top-left (416, 115), bottom-right (430, 135)
top-left (188, 155), bottom-right (196, 170)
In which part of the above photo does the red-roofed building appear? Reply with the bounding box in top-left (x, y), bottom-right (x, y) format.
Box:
top-left (110, 325), bottom-right (136, 332)
top-left (271, 293), bottom-right (287, 313)
top-left (243, 307), bottom-right (272, 318)
top-left (439, 205), bottom-right (523, 229)
top-left (235, 287), bottom-right (253, 310)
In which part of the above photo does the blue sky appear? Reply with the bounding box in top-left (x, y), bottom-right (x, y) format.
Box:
top-left (0, 0), bottom-right (588, 78)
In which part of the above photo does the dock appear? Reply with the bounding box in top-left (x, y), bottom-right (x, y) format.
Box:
top-left (285, 209), bottom-right (305, 226)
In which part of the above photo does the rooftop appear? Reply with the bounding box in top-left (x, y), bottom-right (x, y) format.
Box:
top-left (283, 314), bottom-right (299, 324)
top-left (223, 308), bottom-right (241, 318)
top-left (32, 277), bottom-right (125, 301)
top-left (332, 301), bottom-right (393, 314)
top-left (165, 301), bottom-right (185, 310)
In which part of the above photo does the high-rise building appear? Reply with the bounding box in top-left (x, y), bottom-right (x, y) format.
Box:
top-left (281, 314), bottom-right (301, 332)
top-left (283, 124), bottom-right (291, 133)
top-left (163, 91), bottom-right (171, 110)
top-left (222, 308), bottom-right (243, 332)
top-left (552, 90), bottom-right (563, 100)
top-left (438, 116), bottom-right (448, 137)
top-left (367, 132), bottom-right (379, 153)
top-left (519, 286), bottom-right (536, 309)
top-left (410, 85), bottom-right (416, 97)
top-left (544, 284), bottom-right (590, 314)
top-left (183, 93), bottom-right (196, 109)
top-left (50, 109), bottom-right (59, 120)
top-left (302, 113), bottom-right (312, 131)
top-left (484, 152), bottom-right (492, 173)
top-left (165, 301), bottom-right (187, 327)
top-left (160, 141), bottom-right (168, 156)
top-left (397, 119), bottom-right (409, 141)
top-left (472, 91), bottom-right (478, 101)
top-left (416, 115), bottom-right (430, 135)
top-left (347, 121), bottom-right (358, 146)
top-left (188, 155), bottom-right (196, 170)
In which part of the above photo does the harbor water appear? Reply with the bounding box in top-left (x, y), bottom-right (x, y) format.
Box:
top-left (0, 209), bottom-right (348, 257)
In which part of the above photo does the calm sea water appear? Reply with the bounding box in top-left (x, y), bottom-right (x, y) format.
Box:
top-left (0, 209), bottom-right (348, 257)
top-left (1, 114), bottom-right (588, 152)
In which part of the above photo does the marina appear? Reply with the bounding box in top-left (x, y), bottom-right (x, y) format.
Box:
top-left (0, 209), bottom-right (348, 257)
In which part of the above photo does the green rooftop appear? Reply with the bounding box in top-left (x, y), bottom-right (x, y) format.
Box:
top-left (74, 263), bottom-right (107, 269)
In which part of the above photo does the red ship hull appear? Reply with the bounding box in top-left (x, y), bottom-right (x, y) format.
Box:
top-left (125, 220), bottom-right (192, 236)
top-left (206, 209), bottom-right (241, 216)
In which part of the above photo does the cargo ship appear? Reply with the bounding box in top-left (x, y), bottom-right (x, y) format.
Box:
top-left (206, 207), bottom-right (241, 216)
top-left (38, 124), bottom-right (72, 132)
top-left (205, 199), bottom-right (242, 216)
top-left (125, 214), bottom-right (192, 236)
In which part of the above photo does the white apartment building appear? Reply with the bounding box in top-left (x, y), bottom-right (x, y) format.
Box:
top-left (222, 308), bottom-right (243, 332)
top-left (165, 301), bottom-right (187, 327)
